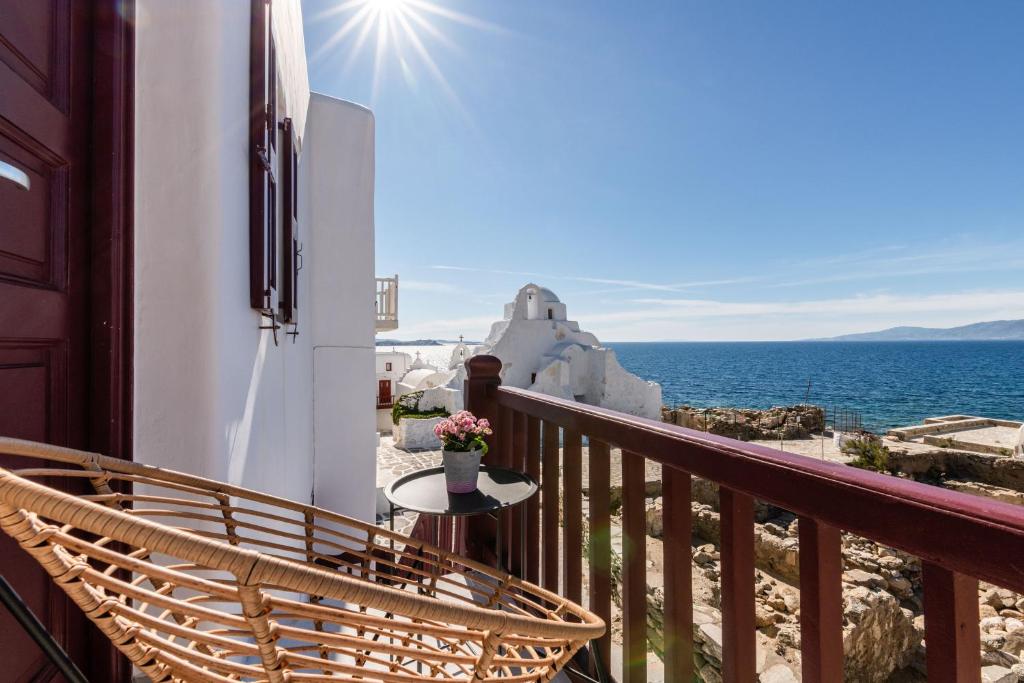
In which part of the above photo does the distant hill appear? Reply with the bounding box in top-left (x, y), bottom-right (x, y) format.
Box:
top-left (817, 319), bottom-right (1024, 342)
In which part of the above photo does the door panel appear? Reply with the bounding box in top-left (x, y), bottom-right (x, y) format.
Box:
top-left (0, 0), bottom-right (69, 108)
top-left (0, 1), bottom-right (91, 679)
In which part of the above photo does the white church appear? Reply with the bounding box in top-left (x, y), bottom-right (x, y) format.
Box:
top-left (477, 284), bottom-right (662, 419)
top-left (381, 284), bottom-right (661, 447)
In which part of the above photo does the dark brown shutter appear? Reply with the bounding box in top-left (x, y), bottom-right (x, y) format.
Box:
top-left (249, 0), bottom-right (277, 310)
top-left (280, 117), bottom-right (299, 325)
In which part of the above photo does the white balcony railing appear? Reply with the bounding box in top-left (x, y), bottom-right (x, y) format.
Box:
top-left (375, 275), bottom-right (398, 332)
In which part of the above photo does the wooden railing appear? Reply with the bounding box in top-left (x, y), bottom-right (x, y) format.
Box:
top-left (463, 355), bottom-right (1024, 683)
top-left (375, 275), bottom-right (398, 332)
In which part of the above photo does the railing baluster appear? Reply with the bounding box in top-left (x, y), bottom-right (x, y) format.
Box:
top-left (588, 439), bottom-right (612, 675)
top-left (526, 416), bottom-right (541, 585)
top-left (510, 410), bottom-right (527, 577)
top-left (499, 405), bottom-right (515, 566)
top-left (923, 562), bottom-right (981, 682)
top-left (662, 465), bottom-right (693, 682)
top-left (622, 450), bottom-right (647, 683)
top-left (798, 516), bottom-right (844, 681)
top-left (563, 429), bottom-right (583, 606)
top-left (542, 420), bottom-right (561, 592)
top-left (499, 406), bottom-right (514, 468)
top-left (720, 487), bottom-right (756, 683)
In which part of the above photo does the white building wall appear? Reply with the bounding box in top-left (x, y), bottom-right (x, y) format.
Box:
top-left (133, 2), bottom-right (373, 523)
top-left (305, 94), bottom-right (377, 523)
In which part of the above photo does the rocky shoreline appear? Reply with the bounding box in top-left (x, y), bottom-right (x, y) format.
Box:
top-left (587, 404), bottom-right (1024, 681)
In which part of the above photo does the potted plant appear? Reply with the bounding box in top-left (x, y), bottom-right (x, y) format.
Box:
top-left (433, 410), bottom-right (492, 493)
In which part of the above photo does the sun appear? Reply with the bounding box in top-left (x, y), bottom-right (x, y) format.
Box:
top-left (312, 0), bottom-right (502, 107)
top-left (369, 0), bottom-right (407, 13)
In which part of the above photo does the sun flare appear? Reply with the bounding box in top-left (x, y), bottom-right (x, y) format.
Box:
top-left (313, 0), bottom-right (502, 108)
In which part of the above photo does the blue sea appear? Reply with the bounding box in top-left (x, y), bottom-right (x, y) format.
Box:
top-left (608, 341), bottom-right (1024, 433)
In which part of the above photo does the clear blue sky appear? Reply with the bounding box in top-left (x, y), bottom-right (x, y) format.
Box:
top-left (303, 0), bottom-right (1024, 341)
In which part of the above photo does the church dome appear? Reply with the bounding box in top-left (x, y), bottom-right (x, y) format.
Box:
top-left (538, 287), bottom-right (560, 303)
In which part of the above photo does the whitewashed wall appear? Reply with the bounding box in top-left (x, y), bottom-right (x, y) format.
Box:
top-left (133, 2), bottom-right (376, 524)
top-left (305, 94), bottom-right (377, 522)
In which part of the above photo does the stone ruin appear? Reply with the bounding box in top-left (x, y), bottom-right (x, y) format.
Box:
top-left (590, 405), bottom-right (1024, 682)
top-left (662, 405), bottom-right (825, 441)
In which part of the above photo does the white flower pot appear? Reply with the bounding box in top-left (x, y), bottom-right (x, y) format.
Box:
top-left (442, 448), bottom-right (483, 493)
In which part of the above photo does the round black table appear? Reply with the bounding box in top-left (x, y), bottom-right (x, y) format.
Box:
top-left (384, 466), bottom-right (538, 571)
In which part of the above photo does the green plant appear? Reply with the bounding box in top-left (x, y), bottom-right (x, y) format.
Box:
top-left (843, 437), bottom-right (890, 473)
top-left (391, 391), bottom-right (450, 425)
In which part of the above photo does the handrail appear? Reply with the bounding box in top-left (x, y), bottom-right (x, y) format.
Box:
top-left (493, 385), bottom-right (1024, 594)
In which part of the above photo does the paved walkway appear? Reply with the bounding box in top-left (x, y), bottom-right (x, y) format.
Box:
top-left (376, 436), bottom-right (441, 535)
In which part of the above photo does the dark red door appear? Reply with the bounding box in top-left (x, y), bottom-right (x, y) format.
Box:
top-left (0, 2), bottom-right (96, 679)
top-left (378, 379), bottom-right (393, 407)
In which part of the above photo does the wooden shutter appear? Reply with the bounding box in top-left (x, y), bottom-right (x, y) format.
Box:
top-left (249, 0), bottom-right (277, 310)
top-left (280, 117), bottom-right (299, 325)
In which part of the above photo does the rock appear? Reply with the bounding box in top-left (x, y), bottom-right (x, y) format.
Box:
top-left (886, 575), bottom-right (913, 597)
top-left (984, 587), bottom-right (1019, 609)
top-left (842, 586), bottom-right (919, 681)
top-left (982, 649), bottom-right (1020, 668)
top-left (698, 623), bottom-right (723, 661)
top-left (694, 550), bottom-right (716, 565)
top-left (692, 607), bottom-right (718, 627)
top-left (1006, 631), bottom-right (1024, 657)
top-left (844, 569), bottom-right (886, 588)
top-left (982, 616), bottom-right (1007, 633)
top-left (877, 555), bottom-right (904, 570)
top-left (981, 604), bottom-right (1001, 618)
top-left (1001, 609), bottom-right (1024, 620)
top-left (982, 633), bottom-right (1007, 652)
top-left (699, 662), bottom-right (723, 683)
top-left (997, 589), bottom-right (1017, 608)
top-left (981, 664), bottom-right (1015, 683)
top-left (776, 625), bottom-right (800, 650)
top-left (760, 664), bottom-right (798, 683)
top-left (645, 498), bottom-right (663, 538)
top-left (755, 604), bottom-right (776, 628)
top-left (1006, 618), bottom-right (1024, 634)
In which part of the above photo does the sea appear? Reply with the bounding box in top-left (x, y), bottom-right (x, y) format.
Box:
top-left (609, 341), bottom-right (1024, 433)
top-left (382, 341), bottom-right (1024, 433)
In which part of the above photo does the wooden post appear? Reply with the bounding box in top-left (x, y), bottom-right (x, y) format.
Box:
top-left (622, 451), bottom-right (647, 683)
top-left (464, 355), bottom-right (502, 465)
top-left (542, 420), bottom-right (561, 592)
top-left (562, 429), bottom-right (583, 606)
top-left (588, 439), bottom-right (612, 675)
top-left (526, 416), bottom-right (541, 585)
top-left (720, 487), bottom-right (756, 683)
top-left (923, 562), bottom-right (981, 683)
top-left (662, 466), bottom-right (693, 682)
top-left (464, 355), bottom-right (502, 563)
top-left (798, 516), bottom-right (844, 681)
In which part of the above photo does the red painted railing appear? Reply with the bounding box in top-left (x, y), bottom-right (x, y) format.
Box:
top-left (464, 356), bottom-right (1024, 683)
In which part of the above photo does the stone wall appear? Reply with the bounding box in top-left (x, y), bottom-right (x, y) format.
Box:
top-left (662, 405), bottom-right (825, 441)
top-left (393, 416), bottom-right (444, 450)
top-left (888, 446), bottom-right (1024, 492)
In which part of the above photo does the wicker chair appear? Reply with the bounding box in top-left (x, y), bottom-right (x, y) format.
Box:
top-left (0, 437), bottom-right (603, 682)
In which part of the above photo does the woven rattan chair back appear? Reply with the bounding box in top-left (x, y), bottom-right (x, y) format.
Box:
top-left (0, 437), bottom-right (603, 682)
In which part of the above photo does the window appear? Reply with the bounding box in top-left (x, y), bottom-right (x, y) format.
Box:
top-left (385, 362), bottom-right (393, 372)
top-left (530, 372), bottom-right (537, 384)
top-left (280, 117), bottom-right (299, 327)
top-left (249, 0), bottom-right (279, 313)
top-left (547, 308), bottom-right (553, 319)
